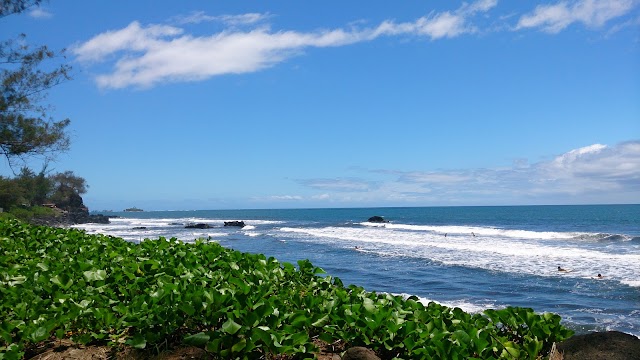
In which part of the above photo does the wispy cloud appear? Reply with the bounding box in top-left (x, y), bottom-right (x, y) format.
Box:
top-left (72, 0), bottom-right (639, 89)
top-left (267, 195), bottom-right (303, 201)
top-left (291, 141), bottom-right (640, 205)
top-left (28, 7), bottom-right (52, 19)
top-left (297, 178), bottom-right (377, 192)
top-left (72, 0), bottom-right (496, 89)
top-left (173, 11), bottom-right (270, 26)
top-left (390, 141), bottom-right (640, 203)
top-left (516, 0), bottom-right (636, 33)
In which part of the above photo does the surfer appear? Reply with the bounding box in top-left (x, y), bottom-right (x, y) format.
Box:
top-left (444, 233), bottom-right (447, 237)
top-left (557, 266), bottom-right (567, 272)
top-left (471, 232), bottom-right (476, 237)
top-left (596, 274), bottom-right (604, 279)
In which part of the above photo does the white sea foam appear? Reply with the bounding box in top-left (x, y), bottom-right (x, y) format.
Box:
top-left (393, 293), bottom-right (497, 314)
top-left (364, 222), bottom-right (582, 240)
top-left (279, 226), bottom-right (640, 287)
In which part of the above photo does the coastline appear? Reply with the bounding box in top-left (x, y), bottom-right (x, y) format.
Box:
top-left (73, 206), bottom-right (640, 338)
top-left (2, 219), bottom-right (639, 359)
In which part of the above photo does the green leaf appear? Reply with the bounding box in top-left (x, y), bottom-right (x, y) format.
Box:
top-left (183, 332), bottom-right (210, 347)
top-left (83, 269), bottom-right (107, 281)
top-left (231, 338), bottom-right (247, 352)
top-left (312, 314), bottom-right (330, 328)
top-left (51, 274), bottom-right (73, 289)
top-left (28, 326), bottom-right (48, 342)
top-left (126, 334), bottom-right (147, 349)
top-left (222, 319), bottom-right (242, 335)
top-left (179, 303), bottom-right (195, 316)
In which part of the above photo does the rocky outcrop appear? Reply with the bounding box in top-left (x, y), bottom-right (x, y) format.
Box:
top-left (185, 223), bottom-right (211, 229)
top-left (29, 211), bottom-right (110, 227)
top-left (367, 216), bottom-right (387, 223)
top-left (555, 331), bottom-right (640, 360)
top-left (224, 221), bottom-right (245, 227)
top-left (71, 211), bottom-right (110, 224)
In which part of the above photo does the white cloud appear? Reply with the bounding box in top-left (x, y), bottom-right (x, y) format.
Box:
top-left (516, 0), bottom-right (636, 33)
top-left (72, 0), bottom-right (496, 89)
top-left (397, 172), bottom-right (472, 184)
top-left (28, 7), bottom-right (52, 19)
top-left (384, 141), bottom-right (640, 203)
top-left (268, 195), bottom-right (303, 201)
top-left (73, 21), bottom-right (183, 63)
top-left (540, 141), bottom-right (640, 184)
top-left (298, 178), bottom-right (376, 192)
top-left (279, 142), bottom-right (639, 205)
top-left (174, 11), bottom-right (270, 26)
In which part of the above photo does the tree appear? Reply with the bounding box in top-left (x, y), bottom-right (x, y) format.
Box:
top-left (1, 0), bottom-right (42, 18)
top-left (1, 0), bottom-right (72, 169)
top-left (15, 165), bottom-right (51, 205)
top-left (48, 170), bottom-right (87, 210)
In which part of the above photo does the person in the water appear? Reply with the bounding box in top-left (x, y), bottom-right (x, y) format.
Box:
top-left (558, 266), bottom-right (567, 272)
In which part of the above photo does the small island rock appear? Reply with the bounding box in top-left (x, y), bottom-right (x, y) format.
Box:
top-left (224, 221), bottom-right (245, 227)
top-left (185, 223), bottom-right (211, 229)
top-left (367, 216), bottom-right (387, 223)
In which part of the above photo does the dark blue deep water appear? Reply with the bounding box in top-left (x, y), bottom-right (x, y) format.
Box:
top-left (79, 205), bottom-right (640, 337)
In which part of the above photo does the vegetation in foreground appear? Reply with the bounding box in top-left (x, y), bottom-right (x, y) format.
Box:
top-left (0, 220), bottom-right (573, 359)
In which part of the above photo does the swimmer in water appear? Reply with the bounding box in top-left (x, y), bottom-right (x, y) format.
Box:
top-left (558, 266), bottom-right (567, 272)
top-left (596, 274), bottom-right (604, 279)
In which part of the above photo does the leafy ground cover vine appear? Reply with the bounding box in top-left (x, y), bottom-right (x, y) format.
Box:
top-left (0, 219), bottom-right (573, 359)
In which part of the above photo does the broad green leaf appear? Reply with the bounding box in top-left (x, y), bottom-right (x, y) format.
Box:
top-left (28, 326), bottom-right (48, 342)
top-left (312, 314), bottom-right (330, 328)
top-left (231, 338), bottom-right (247, 352)
top-left (126, 334), bottom-right (147, 349)
top-left (222, 319), bottom-right (242, 335)
top-left (183, 332), bottom-right (210, 347)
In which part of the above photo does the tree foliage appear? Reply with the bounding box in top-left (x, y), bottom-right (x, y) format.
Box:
top-left (0, 168), bottom-right (87, 211)
top-left (0, 0), bottom-right (42, 18)
top-left (1, 0), bottom-right (72, 169)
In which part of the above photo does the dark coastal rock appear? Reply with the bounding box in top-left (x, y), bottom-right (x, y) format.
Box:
top-left (30, 211), bottom-right (111, 227)
top-left (555, 331), bottom-right (640, 360)
top-left (132, 226), bottom-right (147, 230)
top-left (342, 347), bottom-right (381, 360)
top-left (224, 221), bottom-right (245, 227)
top-left (73, 213), bottom-right (111, 224)
top-left (367, 216), bottom-right (387, 223)
top-left (185, 223), bottom-right (211, 229)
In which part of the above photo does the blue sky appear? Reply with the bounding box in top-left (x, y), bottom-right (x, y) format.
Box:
top-left (2, 0), bottom-right (639, 210)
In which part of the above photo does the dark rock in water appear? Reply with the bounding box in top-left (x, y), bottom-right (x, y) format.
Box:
top-left (185, 223), bottom-right (211, 229)
top-left (367, 216), bottom-right (387, 223)
top-left (132, 227), bottom-right (147, 230)
top-left (72, 212), bottom-right (111, 224)
top-left (342, 347), bottom-right (381, 360)
top-left (29, 212), bottom-right (110, 227)
top-left (224, 221), bottom-right (245, 227)
top-left (556, 331), bottom-right (640, 360)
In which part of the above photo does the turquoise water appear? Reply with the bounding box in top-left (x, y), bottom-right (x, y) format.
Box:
top-left (79, 205), bottom-right (640, 336)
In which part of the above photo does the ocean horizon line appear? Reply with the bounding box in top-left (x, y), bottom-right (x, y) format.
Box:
top-left (91, 203), bottom-right (640, 213)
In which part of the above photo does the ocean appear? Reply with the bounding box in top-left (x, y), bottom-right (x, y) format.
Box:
top-left (75, 205), bottom-right (640, 337)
